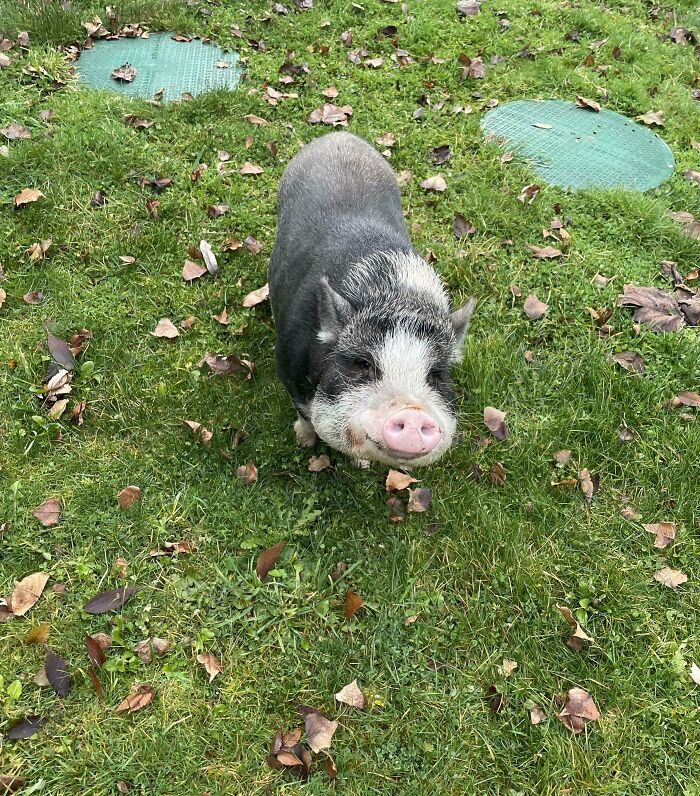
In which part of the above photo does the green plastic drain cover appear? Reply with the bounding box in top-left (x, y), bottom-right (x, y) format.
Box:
top-left (481, 100), bottom-right (675, 191)
top-left (76, 32), bottom-right (242, 101)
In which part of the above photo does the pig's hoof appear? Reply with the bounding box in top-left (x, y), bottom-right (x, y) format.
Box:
top-left (294, 417), bottom-right (317, 448)
top-left (353, 457), bottom-right (371, 469)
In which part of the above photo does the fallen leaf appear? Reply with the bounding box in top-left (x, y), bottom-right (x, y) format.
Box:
top-left (242, 283), bottom-right (269, 307)
top-left (517, 183), bottom-right (540, 204)
top-left (115, 683), bottom-right (153, 713)
top-left (307, 103), bottom-right (353, 126)
top-left (0, 288), bottom-right (5, 309)
top-left (644, 521), bottom-right (676, 549)
top-left (244, 235), bottom-right (263, 254)
top-left (7, 715), bottom-right (45, 740)
top-left (256, 541), bottom-right (286, 581)
top-left (151, 318), bottom-right (179, 338)
top-left (683, 169), bottom-right (700, 187)
top-left (32, 496), bottom-right (61, 527)
top-left (533, 122), bottom-right (552, 129)
top-left (198, 239), bottom-right (219, 275)
top-left (617, 424), bottom-right (635, 441)
top-left (308, 454), bottom-right (331, 472)
top-left (578, 468), bottom-right (598, 504)
top-left (45, 648), bottom-right (70, 697)
top-left (673, 391), bottom-right (700, 407)
top-left (183, 419), bottom-right (213, 445)
top-left (526, 243), bottom-right (562, 259)
top-left (500, 658), bottom-right (518, 676)
top-left (335, 679), bottom-right (365, 708)
top-left (117, 485), bottom-right (141, 509)
top-left (14, 188), bottom-right (44, 207)
top-left (407, 487), bottom-right (432, 512)
top-left (576, 95), bottom-right (601, 112)
top-left (297, 705), bottom-right (338, 753)
top-left (25, 623), bottom-right (50, 645)
top-left (557, 687), bottom-right (600, 733)
top-left (453, 214), bottom-right (476, 237)
top-left (523, 294), bottom-right (549, 319)
top-left (0, 774), bottom-right (26, 792)
top-left (207, 203), bottom-right (229, 219)
top-left (85, 634), bottom-right (107, 667)
top-left (23, 290), bottom-right (44, 304)
top-left (637, 110), bottom-right (664, 126)
top-left (123, 114), bottom-right (153, 129)
top-left (325, 756), bottom-right (338, 780)
top-left (111, 62), bottom-right (137, 82)
top-left (456, 0), bottom-right (480, 15)
top-left (557, 605), bottom-right (594, 650)
top-left (197, 652), bottom-right (223, 682)
top-left (182, 260), bottom-right (207, 281)
top-left (420, 174), bottom-right (447, 191)
top-left (1, 122), bottom-right (31, 141)
top-left (344, 588), bottom-right (365, 619)
top-left (190, 162), bottom-right (207, 182)
top-left (386, 469), bottom-right (419, 491)
top-left (654, 566), bottom-right (687, 588)
top-left (612, 350), bottom-right (645, 374)
top-left (484, 406), bottom-right (509, 440)
top-left (10, 572), bottom-right (50, 616)
top-left (149, 539), bottom-right (194, 557)
top-left (691, 663), bottom-right (700, 686)
top-left (198, 352), bottom-right (243, 376)
top-left (618, 284), bottom-right (684, 333)
top-left (530, 705), bottom-right (547, 724)
top-left (240, 161), bottom-right (264, 175)
top-left (84, 586), bottom-right (139, 614)
top-left (243, 114), bottom-right (268, 126)
top-left (236, 462), bottom-right (258, 482)
top-left (489, 461), bottom-right (506, 486)
top-left (553, 449), bottom-right (572, 466)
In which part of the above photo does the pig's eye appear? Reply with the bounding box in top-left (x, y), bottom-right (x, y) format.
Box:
top-left (351, 357), bottom-right (377, 378)
top-left (428, 368), bottom-right (444, 386)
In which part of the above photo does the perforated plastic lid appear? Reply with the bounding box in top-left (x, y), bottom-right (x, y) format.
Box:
top-left (76, 31), bottom-right (242, 101)
top-left (481, 99), bottom-right (675, 191)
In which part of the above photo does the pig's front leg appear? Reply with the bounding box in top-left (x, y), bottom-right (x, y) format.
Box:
top-left (294, 415), bottom-right (317, 448)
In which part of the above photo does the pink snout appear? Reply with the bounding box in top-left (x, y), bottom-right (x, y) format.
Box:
top-left (381, 409), bottom-right (442, 456)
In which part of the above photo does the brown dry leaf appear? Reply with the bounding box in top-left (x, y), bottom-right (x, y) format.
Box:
top-left (23, 290), bottom-right (44, 305)
top-left (386, 495), bottom-right (407, 522)
top-left (241, 283), bottom-right (269, 307)
top-left (1, 122), bottom-right (31, 140)
top-left (123, 113), bottom-right (153, 129)
top-left (297, 704), bottom-right (338, 753)
top-left (10, 572), bottom-right (50, 617)
top-left (240, 161), bottom-right (264, 175)
top-left (673, 391), bottom-right (700, 407)
top-left (612, 350), bottom-right (645, 374)
top-left (45, 647), bottom-right (70, 697)
top-left (407, 487), bottom-right (432, 512)
top-left (198, 352), bottom-right (243, 376)
top-left (553, 449), bottom-right (572, 466)
top-left (385, 469), bottom-right (419, 491)
top-left (190, 162), bottom-right (207, 182)
top-left (557, 605), bottom-right (594, 649)
top-left (85, 634), bottom-right (108, 667)
top-left (517, 183), bottom-right (540, 204)
top-left (307, 103), bottom-right (354, 126)
top-left (32, 497), bottom-right (60, 527)
top-left (644, 521), bottom-right (676, 549)
top-left (182, 260), bottom-right (207, 281)
top-left (483, 406), bottom-right (509, 440)
top-left (617, 284), bottom-right (684, 333)
top-left (207, 204), bottom-right (229, 219)
top-left (654, 566), bottom-right (687, 588)
top-left (335, 679), bottom-right (365, 708)
top-left (84, 587), bottom-right (139, 614)
top-left (488, 461), bottom-right (506, 486)
top-left (149, 539), bottom-right (194, 557)
top-left (182, 419), bottom-right (213, 445)
top-left (453, 214), bottom-right (476, 237)
top-left (308, 454), bottom-right (331, 472)
top-left (526, 243), bottom-right (562, 259)
top-left (557, 687), bottom-right (600, 734)
top-left (111, 63), bottom-right (137, 82)
top-left (151, 318), bottom-right (179, 338)
top-left (576, 95), bottom-right (601, 112)
top-left (243, 113), bottom-right (268, 125)
top-left (25, 623), bottom-right (50, 645)
top-left (637, 109), bottom-right (664, 126)
top-left (457, 0), bottom-right (481, 14)
top-left (578, 468), bottom-right (598, 504)
top-left (236, 462), bottom-right (258, 483)
top-left (529, 705), bottom-right (547, 724)
top-left (420, 174), bottom-right (447, 192)
top-left (683, 169), bottom-right (700, 187)
top-left (499, 658), bottom-right (518, 676)
top-left (14, 188), bottom-right (44, 207)
top-left (117, 485), bottom-right (141, 509)
top-left (344, 588), bottom-right (365, 619)
top-left (115, 683), bottom-right (153, 713)
top-left (0, 287), bottom-right (5, 310)
top-left (196, 652), bottom-right (223, 683)
top-left (0, 774), bottom-right (26, 793)
top-left (523, 294), bottom-right (549, 319)
top-left (256, 541), bottom-right (287, 581)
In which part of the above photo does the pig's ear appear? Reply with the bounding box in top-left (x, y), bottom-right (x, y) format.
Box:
top-left (450, 297), bottom-right (476, 352)
top-left (317, 278), bottom-right (353, 344)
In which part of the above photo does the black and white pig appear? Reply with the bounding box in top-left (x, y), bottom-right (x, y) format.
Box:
top-left (268, 132), bottom-right (476, 468)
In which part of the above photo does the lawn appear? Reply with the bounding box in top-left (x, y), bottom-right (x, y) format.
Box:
top-left (1, 0), bottom-right (700, 793)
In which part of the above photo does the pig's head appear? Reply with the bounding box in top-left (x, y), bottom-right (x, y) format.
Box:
top-left (308, 269), bottom-right (475, 467)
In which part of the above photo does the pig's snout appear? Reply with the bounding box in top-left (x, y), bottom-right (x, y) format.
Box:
top-left (381, 409), bottom-right (442, 456)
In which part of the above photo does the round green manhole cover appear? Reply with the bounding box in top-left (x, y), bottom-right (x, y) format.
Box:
top-left (481, 99), bottom-right (675, 191)
top-left (75, 32), bottom-right (242, 102)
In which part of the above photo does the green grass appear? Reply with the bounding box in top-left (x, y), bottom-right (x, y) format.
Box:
top-left (1, 0), bottom-right (700, 793)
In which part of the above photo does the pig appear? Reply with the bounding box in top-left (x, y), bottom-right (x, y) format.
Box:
top-left (268, 132), bottom-right (476, 468)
